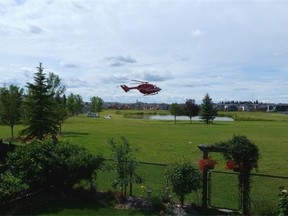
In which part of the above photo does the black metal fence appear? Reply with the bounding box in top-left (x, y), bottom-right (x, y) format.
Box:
top-left (208, 170), bottom-right (288, 214)
top-left (97, 161), bottom-right (288, 214)
top-left (1, 144), bottom-right (287, 214)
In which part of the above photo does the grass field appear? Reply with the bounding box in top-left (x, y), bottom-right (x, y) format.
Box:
top-left (1, 110), bottom-right (287, 214)
top-left (1, 110), bottom-right (288, 175)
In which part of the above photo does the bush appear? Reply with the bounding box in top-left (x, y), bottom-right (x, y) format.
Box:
top-left (166, 160), bottom-right (201, 206)
top-left (278, 187), bottom-right (288, 216)
top-left (6, 139), bottom-right (103, 191)
top-left (0, 172), bottom-right (28, 203)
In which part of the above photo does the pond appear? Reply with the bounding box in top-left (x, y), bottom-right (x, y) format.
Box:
top-left (146, 115), bottom-right (233, 121)
top-left (126, 114), bottom-right (234, 121)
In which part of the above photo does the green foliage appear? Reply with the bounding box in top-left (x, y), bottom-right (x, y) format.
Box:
top-left (166, 160), bottom-right (201, 206)
top-left (199, 93), bottom-right (217, 124)
top-left (216, 135), bottom-right (260, 172)
top-left (67, 93), bottom-right (84, 116)
top-left (278, 187), bottom-right (288, 216)
top-left (184, 99), bottom-right (200, 124)
top-left (0, 85), bottom-right (23, 138)
top-left (169, 103), bottom-right (183, 124)
top-left (6, 139), bottom-right (103, 190)
top-left (21, 63), bottom-right (60, 140)
top-left (0, 172), bottom-right (28, 202)
top-left (90, 96), bottom-right (104, 117)
top-left (214, 135), bottom-right (260, 214)
top-left (47, 72), bottom-right (68, 133)
top-left (108, 136), bottom-right (142, 196)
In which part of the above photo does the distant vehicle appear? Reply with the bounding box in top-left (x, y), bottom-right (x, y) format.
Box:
top-left (120, 80), bottom-right (161, 95)
top-left (104, 115), bottom-right (112, 119)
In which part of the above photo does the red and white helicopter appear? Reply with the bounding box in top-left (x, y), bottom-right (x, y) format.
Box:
top-left (120, 80), bottom-right (161, 95)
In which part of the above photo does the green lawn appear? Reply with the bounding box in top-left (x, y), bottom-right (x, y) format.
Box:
top-left (1, 110), bottom-right (288, 214)
top-left (1, 110), bottom-right (288, 175)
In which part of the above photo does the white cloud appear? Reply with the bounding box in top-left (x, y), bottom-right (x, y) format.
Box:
top-left (0, 0), bottom-right (287, 103)
top-left (190, 29), bottom-right (203, 37)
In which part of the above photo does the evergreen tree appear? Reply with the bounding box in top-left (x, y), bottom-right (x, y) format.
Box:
top-left (199, 93), bottom-right (217, 124)
top-left (21, 63), bottom-right (59, 140)
top-left (0, 85), bottom-right (23, 139)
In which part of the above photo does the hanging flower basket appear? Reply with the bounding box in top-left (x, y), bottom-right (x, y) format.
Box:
top-left (198, 157), bottom-right (217, 171)
top-left (225, 160), bottom-right (244, 172)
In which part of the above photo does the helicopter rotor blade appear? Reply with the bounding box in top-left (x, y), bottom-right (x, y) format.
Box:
top-left (131, 79), bottom-right (147, 83)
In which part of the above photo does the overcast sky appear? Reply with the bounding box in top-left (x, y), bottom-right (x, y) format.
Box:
top-left (1, 0), bottom-right (288, 104)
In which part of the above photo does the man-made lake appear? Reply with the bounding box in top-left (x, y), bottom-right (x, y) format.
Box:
top-left (143, 115), bottom-right (233, 121)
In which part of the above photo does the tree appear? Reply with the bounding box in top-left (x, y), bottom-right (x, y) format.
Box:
top-left (90, 96), bottom-right (104, 117)
top-left (166, 160), bottom-right (201, 206)
top-left (0, 85), bottom-right (23, 139)
top-left (199, 93), bottom-right (217, 124)
top-left (169, 103), bottom-right (183, 124)
top-left (184, 99), bottom-right (200, 124)
top-left (108, 136), bottom-right (142, 197)
top-left (47, 73), bottom-right (67, 133)
top-left (21, 63), bottom-right (60, 140)
top-left (67, 93), bottom-right (83, 116)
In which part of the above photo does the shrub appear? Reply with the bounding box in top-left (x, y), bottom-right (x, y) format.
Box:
top-left (6, 139), bottom-right (103, 191)
top-left (166, 160), bottom-right (201, 206)
top-left (0, 172), bottom-right (28, 203)
top-left (108, 136), bottom-right (142, 196)
top-left (278, 187), bottom-right (288, 216)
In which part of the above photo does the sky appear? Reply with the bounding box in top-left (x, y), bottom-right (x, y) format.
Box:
top-left (0, 0), bottom-right (288, 104)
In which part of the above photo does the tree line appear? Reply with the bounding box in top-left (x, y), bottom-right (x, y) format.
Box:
top-left (0, 63), bottom-right (103, 141)
top-left (169, 94), bottom-right (218, 124)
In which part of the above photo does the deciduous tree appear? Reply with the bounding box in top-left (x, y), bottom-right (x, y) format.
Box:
top-left (166, 160), bottom-right (201, 206)
top-left (0, 85), bottom-right (23, 139)
top-left (47, 73), bottom-right (67, 133)
top-left (184, 99), bottom-right (200, 124)
top-left (67, 93), bottom-right (83, 116)
top-left (170, 103), bottom-right (183, 124)
top-left (90, 96), bottom-right (103, 117)
top-left (108, 136), bottom-right (142, 196)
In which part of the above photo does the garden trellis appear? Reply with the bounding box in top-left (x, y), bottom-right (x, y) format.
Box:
top-left (198, 135), bottom-right (260, 215)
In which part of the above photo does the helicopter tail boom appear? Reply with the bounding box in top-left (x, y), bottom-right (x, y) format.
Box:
top-left (120, 85), bottom-right (130, 92)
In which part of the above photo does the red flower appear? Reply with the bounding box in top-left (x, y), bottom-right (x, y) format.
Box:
top-left (225, 160), bottom-right (237, 169)
top-left (225, 160), bottom-right (245, 172)
top-left (198, 158), bottom-right (217, 171)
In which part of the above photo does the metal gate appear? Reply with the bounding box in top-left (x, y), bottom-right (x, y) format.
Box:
top-left (208, 171), bottom-right (242, 211)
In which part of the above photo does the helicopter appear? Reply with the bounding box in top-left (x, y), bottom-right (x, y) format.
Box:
top-left (120, 80), bottom-right (161, 95)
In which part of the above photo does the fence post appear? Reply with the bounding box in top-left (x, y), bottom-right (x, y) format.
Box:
top-left (198, 144), bottom-right (210, 210)
top-left (202, 150), bottom-right (209, 209)
top-left (129, 171), bottom-right (132, 196)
